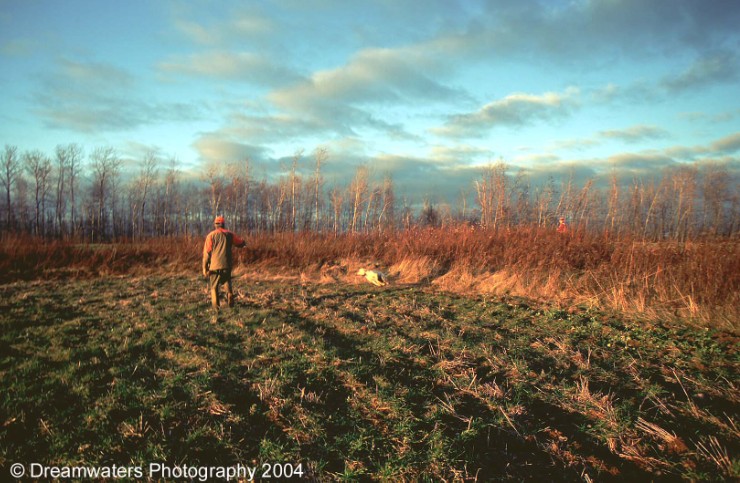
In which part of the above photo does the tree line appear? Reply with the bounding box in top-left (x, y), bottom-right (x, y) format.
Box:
top-left (1, 144), bottom-right (738, 241)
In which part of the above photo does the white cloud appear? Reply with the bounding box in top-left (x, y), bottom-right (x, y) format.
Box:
top-left (598, 125), bottom-right (670, 143)
top-left (429, 144), bottom-right (494, 165)
top-left (679, 110), bottom-right (740, 124)
top-left (664, 131), bottom-right (740, 158)
top-left (433, 88), bottom-right (580, 138)
top-left (158, 51), bottom-right (304, 86)
top-left (192, 133), bottom-right (270, 165)
top-left (254, 49), bottom-right (451, 139)
top-left (269, 46), bottom-right (463, 109)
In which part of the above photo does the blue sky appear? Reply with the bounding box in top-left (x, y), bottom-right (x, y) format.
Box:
top-left (1, 0), bottom-right (739, 201)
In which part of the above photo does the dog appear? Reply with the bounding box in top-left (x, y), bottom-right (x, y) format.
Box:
top-left (357, 268), bottom-right (388, 287)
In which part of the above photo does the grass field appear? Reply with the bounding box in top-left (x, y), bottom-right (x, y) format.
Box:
top-left (1, 274), bottom-right (738, 481)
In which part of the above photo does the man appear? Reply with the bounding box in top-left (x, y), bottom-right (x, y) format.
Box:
top-left (202, 215), bottom-right (246, 309)
top-left (557, 217), bottom-right (568, 234)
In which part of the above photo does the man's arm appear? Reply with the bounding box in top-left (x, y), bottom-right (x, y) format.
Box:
top-left (233, 233), bottom-right (246, 248)
top-left (202, 234), bottom-right (213, 276)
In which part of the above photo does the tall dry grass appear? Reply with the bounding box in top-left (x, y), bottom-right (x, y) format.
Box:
top-left (1, 227), bottom-right (737, 329)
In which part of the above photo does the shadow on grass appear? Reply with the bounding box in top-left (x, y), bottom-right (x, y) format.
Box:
top-left (276, 304), bottom-right (661, 480)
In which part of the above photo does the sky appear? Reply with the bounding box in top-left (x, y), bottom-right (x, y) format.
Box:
top-left (1, 0), bottom-right (739, 202)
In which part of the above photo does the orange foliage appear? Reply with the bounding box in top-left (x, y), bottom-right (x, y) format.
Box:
top-left (1, 227), bottom-right (737, 329)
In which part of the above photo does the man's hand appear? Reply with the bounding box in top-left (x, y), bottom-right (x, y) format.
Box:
top-left (203, 269), bottom-right (208, 278)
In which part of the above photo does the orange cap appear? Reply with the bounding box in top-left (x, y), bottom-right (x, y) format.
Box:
top-left (214, 215), bottom-right (225, 225)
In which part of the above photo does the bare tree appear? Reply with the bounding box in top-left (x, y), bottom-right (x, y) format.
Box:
top-left (330, 183), bottom-right (344, 236)
top-left (202, 161), bottom-right (224, 219)
top-left (646, 175), bottom-right (672, 240)
top-left (364, 184), bottom-right (381, 231)
top-left (457, 187), bottom-right (471, 222)
top-left (53, 145), bottom-right (68, 237)
top-left (224, 162), bottom-right (242, 227)
top-left (242, 157), bottom-right (252, 233)
top-left (701, 163), bottom-right (729, 236)
top-left (555, 171), bottom-right (574, 223)
top-left (89, 147), bottom-right (121, 242)
top-left (24, 150), bottom-right (52, 237)
top-left (474, 167), bottom-right (493, 228)
top-left (671, 165), bottom-right (697, 241)
top-left (290, 149), bottom-right (303, 232)
top-left (379, 174), bottom-right (395, 231)
top-left (161, 157), bottom-right (180, 237)
top-left (474, 161), bottom-right (508, 229)
top-left (65, 144), bottom-right (83, 238)
top-left (401, 196), bottom-right (414, 230)
top-left (509, 170), bottom-right (530, 225)
top-left (131, 151), bottom-right (158, 240)
top-left (492, 162), bottom-right (508, 229)
top-left (606, 171), bottom-right (620, 235)
top-left (52, 144), bottom-right (82, 238)
top-left (535, 176), bottom-right (556, 228)
top-left (1, 145), bottom-right (21, 230)
top-left (349, 165), bottom-right (368, 233)
top-left (313, 147), bottom-right (327, 232)
top-left (574, 179), bottom-right (594, 230)
top-left (420, 198), bottom-right (440, 227)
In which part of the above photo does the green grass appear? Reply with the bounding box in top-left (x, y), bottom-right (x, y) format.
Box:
top-left (1, 275), bottom-right (738, 481)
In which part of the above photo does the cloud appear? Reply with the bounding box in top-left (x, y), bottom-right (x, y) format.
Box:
top-left (514, 153), bottom-right (561, 165)
top-left (551, 138), bottom-right (601, 152)
top-left (589, 52), bottom-right (738, 107)
top-left (602, 152), bottom-right (677, 172)
top-left (710, 132), bottom-right (740, 154)
top-left (190, 45), bottom-right (461, 141)
top-left (547, 125), bottom-right (671, 155)
top-left (33, 58), bottom-right (201, 133)
top-left (158, 51), bottom-right (304, 86)
top-left (172, 10), bottom-right (275, 46)
top-left (173, 19), bottom-right (218, 45)
top-left (598, 125), bottom-right (670, 143)
top-left (433, 88), bottom-right (579, 138)
top-left (216, 111), bottom-right (332, 143)
top-left (269, 46), bottom-right (464, 109)
top-left (517, 162), bottom-right (600, 188)
top-left (429, 144), bottom-right (495, 165)
top-left (511, 132), bottom-right (740, 189)
top-left (661, 51), bottom-right (738, 94)
top-left (664, 131), bottom-right (740, 158)
top-left (679, 109), bottom-right (740, 124)
top-left (192, 133), bottom-right (270, 166)
top-left (464, 0), bottom-right (740, 63)
top-left (366, 153), bottom-right (481, 203)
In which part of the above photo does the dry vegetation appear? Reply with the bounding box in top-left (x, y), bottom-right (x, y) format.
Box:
top-left (1, 227), bottom-right (737, 330)
top-left (1, 274), bottom-right (738, 481)
top-left (1, 225), bottom-right (738, 480)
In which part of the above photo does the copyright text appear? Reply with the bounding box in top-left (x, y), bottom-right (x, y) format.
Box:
top-left (8, 462), bottom-right (305, 481)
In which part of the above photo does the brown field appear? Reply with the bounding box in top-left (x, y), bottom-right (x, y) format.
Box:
top-left (1, 228), bottom-right (738, 331)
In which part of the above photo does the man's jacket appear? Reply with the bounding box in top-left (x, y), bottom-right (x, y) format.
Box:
top-left (203, 227), bottom-right (246, 273)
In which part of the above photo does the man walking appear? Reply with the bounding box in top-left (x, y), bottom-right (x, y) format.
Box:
top-left (203, 215), bottom-right (246, 309)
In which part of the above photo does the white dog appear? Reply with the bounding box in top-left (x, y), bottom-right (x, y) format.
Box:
top-left (357, 268), bottom-right (388, 287)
